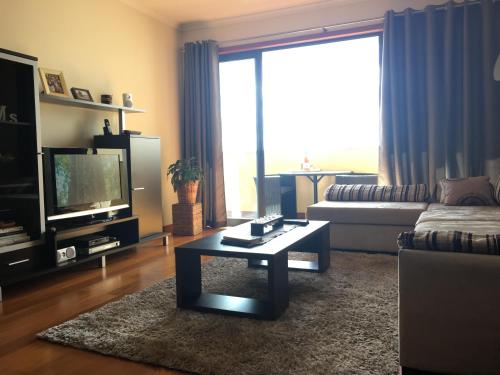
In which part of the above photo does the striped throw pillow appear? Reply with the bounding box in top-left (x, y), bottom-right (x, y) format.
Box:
top-left (324, 184), bottom-right (429, 202)
top-left (398, 230), bottom-right (500, 255)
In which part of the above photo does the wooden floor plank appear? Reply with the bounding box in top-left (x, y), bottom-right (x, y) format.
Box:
top-left (0, 231), bottom-right (218, 375)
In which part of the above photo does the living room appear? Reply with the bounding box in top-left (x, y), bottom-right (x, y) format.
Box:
top-left (1, 0), bottom-right (499, 374)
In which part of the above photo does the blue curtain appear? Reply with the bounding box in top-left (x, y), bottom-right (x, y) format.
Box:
top-left (380, 0), bottom-right (500, 187)
top-left (182, 40), bottom-right (227, 227)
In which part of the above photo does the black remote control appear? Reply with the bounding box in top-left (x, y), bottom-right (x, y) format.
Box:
top-left (283, 218), bottom-right (309, 226)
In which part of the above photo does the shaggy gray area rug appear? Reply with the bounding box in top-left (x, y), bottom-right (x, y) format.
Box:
top-left (38, 251), bottom-right (399, 374)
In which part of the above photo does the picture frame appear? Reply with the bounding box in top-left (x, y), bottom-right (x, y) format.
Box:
top-left (70, 87), bottom-right (94, 102)
top-left (38, 68), bottom-right (70, 97)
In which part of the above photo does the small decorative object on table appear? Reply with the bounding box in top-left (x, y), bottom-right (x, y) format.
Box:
top-left (301, 155), bottom-right (311, 171)
top-left (251, 214), bottom-right (284, 236)
top-left (122, 92), bottom-right (133, 108)
top-left (38, 68), bottom-right (69, 97)
top-left (71, 87), bottom-right (93, 102)
top-left (101, 94), bottom-right (112, 104)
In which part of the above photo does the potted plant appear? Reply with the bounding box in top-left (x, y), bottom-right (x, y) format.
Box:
top-left (167, 157), bottom-right (203, 204)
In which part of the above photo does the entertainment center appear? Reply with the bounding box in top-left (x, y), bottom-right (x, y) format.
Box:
top-left (0, 48), bottom-right (166, 301)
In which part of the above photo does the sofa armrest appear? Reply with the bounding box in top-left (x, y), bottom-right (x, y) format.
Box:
top-left (399, 249), bottom-right (500, 374)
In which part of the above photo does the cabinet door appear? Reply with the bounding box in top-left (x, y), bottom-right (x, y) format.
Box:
top-left (130, 137), bottom-right (163, 238)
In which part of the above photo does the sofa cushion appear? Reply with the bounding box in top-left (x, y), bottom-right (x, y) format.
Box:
top-left (415, 220), bottom-right (500, 234)
top-left (440, 176), bottom-right (497, 206)
top-left (324, 184), bottom-right (429, 202)
top-left (307, 201), bottom-right (428, 226)
top-left (416, 205), bottom-right (500, 225)
top-left (398, 229), bottom-right (500, 255)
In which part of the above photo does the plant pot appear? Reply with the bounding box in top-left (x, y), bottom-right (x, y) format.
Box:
top-left (177, 181), bottom-right (199, 204)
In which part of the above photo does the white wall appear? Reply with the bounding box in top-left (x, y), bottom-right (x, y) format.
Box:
top-left (179, 0), bottom-right (448, 46)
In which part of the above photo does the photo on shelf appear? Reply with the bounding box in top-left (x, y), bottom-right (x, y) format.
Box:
top-left (71, 87), bottom-right (93, 102)
top-left (38, 68), bottom-right (70, 97)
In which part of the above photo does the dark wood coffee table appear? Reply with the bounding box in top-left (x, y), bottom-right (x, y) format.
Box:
top-left (175, 220), bottom-right (330, 320)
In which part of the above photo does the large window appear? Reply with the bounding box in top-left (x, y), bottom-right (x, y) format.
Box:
top-left (219, 59), bottom-right (257, 219)
top-left (220, 34), bottom-right (381, 219)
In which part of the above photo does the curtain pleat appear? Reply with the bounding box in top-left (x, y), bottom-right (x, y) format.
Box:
top-left (182, 41), bottom-right (227, 228)
top-left (380, 0), bottom-right (500, 186)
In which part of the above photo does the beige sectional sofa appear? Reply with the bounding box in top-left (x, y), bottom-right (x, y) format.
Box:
top-left (307, 186), bottom-right (500, 374)
top-left (399, 203), bottom-right (500, 375)
top-left (307, 201), bottom-right (428, 253)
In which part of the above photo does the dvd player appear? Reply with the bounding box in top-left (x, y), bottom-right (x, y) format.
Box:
top-left (76, 234), bottom-right (115, 248)
top-left (78, 240), bottom-right (121, 255)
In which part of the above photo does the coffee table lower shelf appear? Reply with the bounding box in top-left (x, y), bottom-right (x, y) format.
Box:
top-left (248, 259), bottom-right (322, 272)
top-left (182, 293), bottom-right (270, 318)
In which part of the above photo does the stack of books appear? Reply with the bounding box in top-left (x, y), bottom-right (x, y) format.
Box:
top-left (0, 221), bottom-right (29, 247)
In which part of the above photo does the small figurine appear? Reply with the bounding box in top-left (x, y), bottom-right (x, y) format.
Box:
top-left (122, 93), bottom-right (133, 108)
top-left (301, 155), bottom-right (311, 171)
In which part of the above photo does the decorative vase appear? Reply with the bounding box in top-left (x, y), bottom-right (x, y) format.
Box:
top-left (177, 180), bottom-right (199, 204)
top-left (122, 92), bottom-right (133, 108)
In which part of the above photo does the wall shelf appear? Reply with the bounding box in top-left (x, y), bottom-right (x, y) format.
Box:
top-left (39, 93), bottom-right (146, 133)
top-left (39, 93), bottom-right (145, 113)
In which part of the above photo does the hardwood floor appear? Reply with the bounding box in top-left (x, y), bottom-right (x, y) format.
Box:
top-left (0, 231), bottom-right (217, 375)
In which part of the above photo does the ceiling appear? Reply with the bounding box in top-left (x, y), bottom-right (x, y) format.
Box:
top-left (120, 0), bottom-right (364, 27)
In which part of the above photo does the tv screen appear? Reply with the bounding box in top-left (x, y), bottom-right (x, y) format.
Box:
top-left (43, 148), bottom-right (129, 222)
top-left (55, 154), bottom-right (122, 208)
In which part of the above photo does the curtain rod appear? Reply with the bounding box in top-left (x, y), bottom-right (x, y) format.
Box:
top-left (217, 16), bottom-right (383, 47)
top-left (182, 0), bottom-right (494, 50)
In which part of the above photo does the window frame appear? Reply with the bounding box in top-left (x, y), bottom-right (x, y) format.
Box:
top-left (219, 32), bottom-right (383, 217)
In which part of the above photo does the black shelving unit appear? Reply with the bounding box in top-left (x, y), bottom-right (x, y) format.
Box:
top-left (0, 49), bottom-right (45, 299)
top-left (0, 48), bottom-right (148, 302)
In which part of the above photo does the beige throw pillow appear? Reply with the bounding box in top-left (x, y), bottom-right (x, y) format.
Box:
top-left (440, 176), bottom-right (496, 206)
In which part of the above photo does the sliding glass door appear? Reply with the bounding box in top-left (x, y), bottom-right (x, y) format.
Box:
top-left (263, 36), bottom-right (380, 212)
top-left (219, 57), bottom-right (259, 220)
top-left (219, 34), bottom-right (381, 220)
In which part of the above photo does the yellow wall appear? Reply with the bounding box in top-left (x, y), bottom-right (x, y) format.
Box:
top-left (0, 0), bottom-right (180, 224)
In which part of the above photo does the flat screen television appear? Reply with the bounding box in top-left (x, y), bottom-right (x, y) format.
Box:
top-left (43, 147), bottom-right (129, 222)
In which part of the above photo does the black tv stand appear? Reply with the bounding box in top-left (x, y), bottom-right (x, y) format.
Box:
top-left (47, 215), bottom-right (139, 264)
top-left (0, 216), bottom-right (140, 300)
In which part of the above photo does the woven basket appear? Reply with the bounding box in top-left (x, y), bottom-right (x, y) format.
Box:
top-left (177, 181), bottom-right (199, 204)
